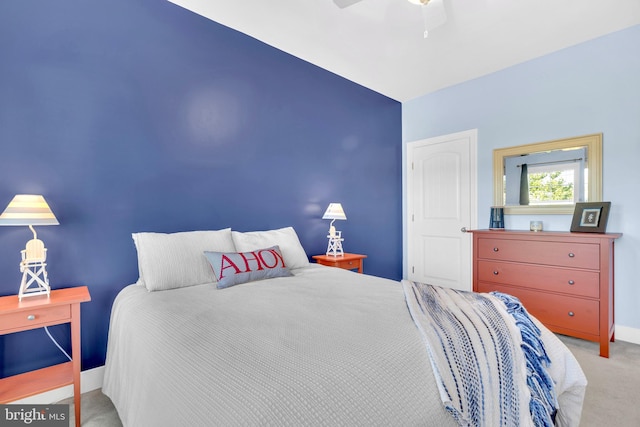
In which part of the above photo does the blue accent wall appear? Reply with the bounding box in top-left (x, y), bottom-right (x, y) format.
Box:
top-left (0, 0), bottom-right (402, 376)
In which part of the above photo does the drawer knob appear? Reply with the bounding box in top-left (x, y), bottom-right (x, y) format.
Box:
top-left (568, 311), bottom-right (575, 317)
top-left (493, 271), bottom-right (499, 275)
top-left (568, 280), bottom-right (575, 285)
top-left (493, 247), bottom-right (499, 252)
top-left (568, 253), bottom-right (575, 258)
top-left (27, 314), bottom-right (36, 321)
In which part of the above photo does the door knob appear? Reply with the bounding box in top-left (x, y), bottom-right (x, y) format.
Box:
top-left (460, 227), bottom-right (468, 233)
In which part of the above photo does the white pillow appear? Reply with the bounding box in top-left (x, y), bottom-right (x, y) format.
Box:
top-left (232, 227), bottom-right (309, 269)
top-left (133, 229), bottom-right (236, 291)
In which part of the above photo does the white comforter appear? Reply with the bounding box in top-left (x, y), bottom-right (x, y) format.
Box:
top-left (102, 265), bottom-right (586, 426)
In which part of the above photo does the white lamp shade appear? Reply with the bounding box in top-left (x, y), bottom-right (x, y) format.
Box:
top-left (322, 203), bottom-right (347, 221)
top-left (0, 194), bottom-right (59, 226)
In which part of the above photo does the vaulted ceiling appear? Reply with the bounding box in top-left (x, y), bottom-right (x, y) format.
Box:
top-left (168, 0), bottom-right (640, 102)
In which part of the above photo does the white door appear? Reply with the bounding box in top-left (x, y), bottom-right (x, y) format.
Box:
top-left (406, 130), bottom-right (477, 291)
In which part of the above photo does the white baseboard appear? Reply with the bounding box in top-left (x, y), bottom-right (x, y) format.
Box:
top-left (615, 325), bottom-right (640, 345)
top-left (9, 365), bottom-right (105, 404)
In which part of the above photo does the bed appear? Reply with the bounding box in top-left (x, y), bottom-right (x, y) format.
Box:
top-left (102, 227), bottom-right (586, 427)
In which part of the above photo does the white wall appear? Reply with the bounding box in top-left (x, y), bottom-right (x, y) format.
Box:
top-left (402, 25), bottom-right (640, 336)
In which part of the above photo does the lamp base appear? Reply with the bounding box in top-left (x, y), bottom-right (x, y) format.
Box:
top-left (19, 240), bottom-right (51, 301)
top-left (325, 231), bottom-right (344, 257)
top-left (19, 264), bottom-right (51, 301)
top-left (19, 285), bottom-right (51, 301)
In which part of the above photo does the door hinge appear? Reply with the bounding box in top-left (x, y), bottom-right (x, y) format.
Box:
top-left (412, 266), bottom-right (415, 274)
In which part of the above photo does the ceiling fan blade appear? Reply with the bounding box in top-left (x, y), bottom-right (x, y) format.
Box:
top-left (333, 0), bottom-right (364, 9)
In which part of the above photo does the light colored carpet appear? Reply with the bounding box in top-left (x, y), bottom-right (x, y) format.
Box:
top-left (60, 388), bottom-right (122, 427)
top-left (61, 335), bottom-right (640, 426)
top-left (555, 334), bottom-right (640, 427)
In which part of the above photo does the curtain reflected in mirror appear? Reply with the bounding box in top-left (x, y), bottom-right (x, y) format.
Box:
top-left (519, 163), bottom-right (529, 205)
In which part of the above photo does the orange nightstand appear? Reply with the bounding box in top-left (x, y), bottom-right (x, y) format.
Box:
top-left (0, 286), bottom-right (91, 427)
top-left (312, 253), bottom-right (367, 273)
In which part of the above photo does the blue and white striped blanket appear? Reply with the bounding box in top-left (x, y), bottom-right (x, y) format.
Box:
top-left (402, 280), bottom-right (558, 427)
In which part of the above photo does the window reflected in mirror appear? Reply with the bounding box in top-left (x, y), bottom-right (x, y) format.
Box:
top-left (504, 146), bottom-right (587, 206)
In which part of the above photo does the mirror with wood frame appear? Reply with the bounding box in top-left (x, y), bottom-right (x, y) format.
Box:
top-left (493, 134), bottom-right (602, 214)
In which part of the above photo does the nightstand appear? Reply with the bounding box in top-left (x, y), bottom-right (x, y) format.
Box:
top-left (0, 286), bottom-right (91, 427)
top-left (312, 253), bottom-right (367, 273)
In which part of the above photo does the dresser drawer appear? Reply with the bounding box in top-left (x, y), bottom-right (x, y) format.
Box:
top-left (477, 283), bottom-right (599, 335)
top-left (477, 238), bottom-right (599, 269)
top-left (0, 305), bottom-right (71, 333)
top-left (477, 260), bottom-right (600, 298)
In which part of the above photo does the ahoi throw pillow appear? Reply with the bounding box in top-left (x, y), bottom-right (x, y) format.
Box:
top-left (203, 245), bottom-right (293, 289)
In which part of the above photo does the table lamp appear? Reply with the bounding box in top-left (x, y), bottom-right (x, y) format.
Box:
top-left (322, 203), bottom-right (347, 256)
top-left (0, 194), bottom-right (59, 300)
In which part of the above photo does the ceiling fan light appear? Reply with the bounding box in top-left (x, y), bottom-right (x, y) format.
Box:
top-left (408, 0), bottom-right (430, 5)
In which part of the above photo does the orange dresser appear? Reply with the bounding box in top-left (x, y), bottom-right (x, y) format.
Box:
top-left (472, 229), bottom-right (621, 357)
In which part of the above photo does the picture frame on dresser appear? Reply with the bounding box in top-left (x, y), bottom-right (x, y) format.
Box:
top-left (570, 201), bottom-right (611, 233)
